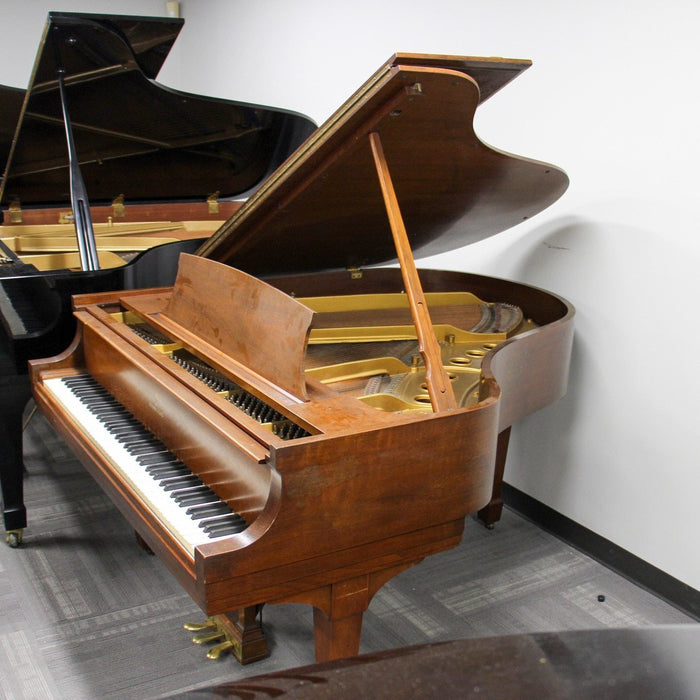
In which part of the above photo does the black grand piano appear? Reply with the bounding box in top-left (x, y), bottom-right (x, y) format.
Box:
top-left (0, 11), bottom-right (315, 546)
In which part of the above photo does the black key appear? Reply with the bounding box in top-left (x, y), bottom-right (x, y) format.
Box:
top-left (186, 502), bottom-right (231, 519)
top-left (126, 442), bottom-right (168, 456)
top-left (172, 487), bottom-right (218, 505)
top-left (203, 519), bottom-right (247, 536)
top-left (199, 513), bottom-right (245, 530)
top-left (137, 452), bottom-right (179, 466)
top-left (161, 475), bottom-right (203, 492)
top-left (146, 465), bottom-right (190, 478)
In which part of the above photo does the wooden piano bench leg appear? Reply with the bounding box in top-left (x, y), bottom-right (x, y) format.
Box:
top-left (185, 607), bottom-right (269, 664)
top-left (477, 426), bottom-right (511, 529)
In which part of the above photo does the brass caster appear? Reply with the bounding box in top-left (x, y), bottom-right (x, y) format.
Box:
top-left (5, 529), bottom-right (22, 548)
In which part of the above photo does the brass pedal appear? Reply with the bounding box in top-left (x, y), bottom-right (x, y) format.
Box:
top-left (185, 616), bottom-right (239, 659)
top-left (183, 618), bottom-right (217, 634)
top-left (183, 609), bottom-right (268, 664)
top-left (185, 617), bottom-right (224, 645)
top-left (192, 629), bottom-right (226, 645)
top-left (206, 640), bottom-right (234, 660)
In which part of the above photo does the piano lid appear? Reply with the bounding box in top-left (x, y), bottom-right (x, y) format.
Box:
top-left (0, 85), bottom-right (23, 174)
top-left (0, 12), bottom-right (315, 208)
top-left (198, 53), bottom-right (568, 276)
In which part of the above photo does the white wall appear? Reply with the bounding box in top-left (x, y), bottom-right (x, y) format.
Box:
top-left (3, 1), bottom-right (699, 592)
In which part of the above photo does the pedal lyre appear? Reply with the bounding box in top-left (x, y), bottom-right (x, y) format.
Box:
top-left (184, 607), bottom-right (268, 665)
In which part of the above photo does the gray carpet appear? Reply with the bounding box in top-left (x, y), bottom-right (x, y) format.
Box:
top-left (0, 410), bottom-right (694, 699)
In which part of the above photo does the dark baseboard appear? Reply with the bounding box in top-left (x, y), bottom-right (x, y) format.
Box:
top-left (502, 482), bottom-right (700, 621)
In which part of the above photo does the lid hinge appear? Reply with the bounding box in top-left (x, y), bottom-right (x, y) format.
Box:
top-left (8, 197), bottom-right (22, 223)
top-left (207, 191), bottom-right (220, 214)
top-left (112, 194), bottom-right (125, 218)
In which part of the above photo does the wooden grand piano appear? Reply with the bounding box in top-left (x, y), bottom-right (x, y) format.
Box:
top-left (30, 53), bottom-right (574, 664)
top-left (0, 12), bottom-right (314, 545)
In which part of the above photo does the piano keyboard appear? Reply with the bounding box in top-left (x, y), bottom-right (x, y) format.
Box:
top-left (128, 321), bottom-right (311, 440)
top-left (44, 374), bottom-right (248, 556)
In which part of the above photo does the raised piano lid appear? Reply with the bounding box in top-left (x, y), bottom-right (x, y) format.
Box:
top-left (0, 85), bottom-right (23, 174)
top-left (197, 53), bottom-right (568, 276)
top-left (0, 12), bottom-right (315, 209)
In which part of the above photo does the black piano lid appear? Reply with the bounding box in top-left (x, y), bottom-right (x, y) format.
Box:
top-left (0, 85), bottom-right (23, 173)
top-left (198, 53), bottom-right (569, 277)
top-left (0, 12), bottom-right (316, 208)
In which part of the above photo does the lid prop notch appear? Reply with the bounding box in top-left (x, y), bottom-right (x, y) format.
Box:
top-left (368, 130), bottom-right (457, 413)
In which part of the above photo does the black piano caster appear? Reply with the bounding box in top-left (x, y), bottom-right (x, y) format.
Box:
top-left (5, 529), bottom-right (23, 547)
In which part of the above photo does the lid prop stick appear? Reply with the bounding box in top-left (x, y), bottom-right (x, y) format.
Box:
top-left (369, 130), bottom-right (457, 412)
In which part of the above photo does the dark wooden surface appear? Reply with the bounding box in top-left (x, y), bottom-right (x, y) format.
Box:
top-left (172, 625), bottom-right (700, 699)
top-left (199, 57), bottom-right (568, 275)
top-left (163, 254), bottom-right (315, 400)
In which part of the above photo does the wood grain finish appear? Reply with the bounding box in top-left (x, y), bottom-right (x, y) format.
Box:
top-left (369, 131), bottom-right (457, 412)
top-left (163, 254), bottom-right (314, 401)
top-left (198, 60), bottom-right (567, 276)
top-left (29, 53), bottom-right (574, 663)
top-left (30, 269), bottom-right (501, 660)
top-left (30, 251), bottom-right (570, 659)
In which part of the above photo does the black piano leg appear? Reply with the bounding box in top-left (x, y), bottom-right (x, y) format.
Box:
top-left (477, 426), bottom-right (511, 529)
top-left (0, 375), bottom-right (31, 546)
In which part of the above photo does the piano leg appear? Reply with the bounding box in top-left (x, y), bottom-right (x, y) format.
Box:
top-left (477, 426), bottom-right (512, 528)
top-left (308, 564), bottom-right (418, 663)
top-left (0, 374), bottom-right (31, 546)
top-left (313, 606), bottom-right (364, 662)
